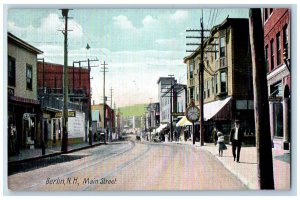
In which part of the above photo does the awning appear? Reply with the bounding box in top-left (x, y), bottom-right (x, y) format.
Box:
top-left (202, 96), bottom-right (232, 121)
top-left (176, 116), bottom-right (192, 127)
top-left (151, 124), bottom-right (168, 135)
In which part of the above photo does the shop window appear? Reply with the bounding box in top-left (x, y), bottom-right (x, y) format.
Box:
top-left (26, 64), bottom-right (33, 90)
top-left (273, 103), bottom-right (283, 137)
top-left (8, 56), bottom-right (16, 87)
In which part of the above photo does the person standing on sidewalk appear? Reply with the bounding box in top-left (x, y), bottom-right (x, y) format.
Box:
top-left (230, 120), bottom-right (244, 163)
top-left (217, 131), bottom-right (227, 157)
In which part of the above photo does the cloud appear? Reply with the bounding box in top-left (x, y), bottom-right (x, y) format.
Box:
top-left (142, 15), bottom-right (157, 26)
top-left (112, 15), bottom-right (138, 32)
top-left (170, 10), bottom-right (188, 22)
top-left (8, 13), bottom-right (83, 42)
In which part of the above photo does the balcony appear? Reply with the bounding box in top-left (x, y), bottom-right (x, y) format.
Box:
top-left (39, 93), bottom-right (87, 112)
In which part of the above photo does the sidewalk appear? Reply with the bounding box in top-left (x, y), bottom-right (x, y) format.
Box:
top-left (8, 141), bottom-right (104, 163)
top-left (176, 141), bottom-right (290, 190)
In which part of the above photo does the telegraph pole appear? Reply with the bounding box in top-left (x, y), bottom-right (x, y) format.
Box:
top-left (73, 58), bottom-right (98, 145)
top-left (249, 8), bottom-right (274, 189)
top-left (109, 87), bottom-right (113, 142)
top-left (101, 61), bottom-right (108, 144)
top-left (168, 75), bottom-right (174, 142)
top-left (186, 16), bottom-right (216, 146)
top-left (61, 9), bottom-right (71, 152)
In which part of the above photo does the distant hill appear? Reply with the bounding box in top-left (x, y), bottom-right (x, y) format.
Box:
top-left (119, 104), bottom-right (147, 117)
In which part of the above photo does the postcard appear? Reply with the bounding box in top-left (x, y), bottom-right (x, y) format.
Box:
top-left (5, 6), bottom-right (291, 192)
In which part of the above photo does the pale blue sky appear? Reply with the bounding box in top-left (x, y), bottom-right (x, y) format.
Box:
top-left (8, 8), bottom-right (249, 107)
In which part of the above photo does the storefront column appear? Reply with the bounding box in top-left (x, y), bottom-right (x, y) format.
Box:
top-left (283, 98), bottom-right (290, 150)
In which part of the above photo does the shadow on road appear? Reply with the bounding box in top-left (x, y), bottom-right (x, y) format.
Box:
top-left (8, 155), bottom-right (87, 176)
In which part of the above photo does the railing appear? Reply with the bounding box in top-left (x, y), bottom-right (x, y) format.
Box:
top-left (38, 88), bottom-right (87, 96)
top-left (39, 95), bottom-right (84, 111)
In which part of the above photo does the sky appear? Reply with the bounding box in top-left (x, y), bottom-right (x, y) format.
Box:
top-left (7, 8), bottom-right (249, 108)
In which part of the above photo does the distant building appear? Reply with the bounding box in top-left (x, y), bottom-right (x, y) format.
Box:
top-left (263, 8), bottom-right (291, 150)
top-left (184, 18), bottom-right (254, 142)
top-left (91, 103), bottom-right (115, 140)
top-left (146, 102), bottom-right (160, 130)
top-left (157, 77), bottom-right (177, 124)
top-left (7, 32), bottom-right (43, 151)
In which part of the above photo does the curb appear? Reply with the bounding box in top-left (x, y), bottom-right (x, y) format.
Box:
top-left (8, 142), bottom-right (105, 165)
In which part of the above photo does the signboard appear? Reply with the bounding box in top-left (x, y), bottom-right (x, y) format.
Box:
top-left (55, 111), bottom-right (76, 118)
top-left (171, 112), bottom-right (184, 117)
top-left (68, 111), bottom-right (85, 139)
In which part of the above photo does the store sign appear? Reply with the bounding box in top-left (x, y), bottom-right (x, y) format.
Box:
top-left (55, 111), bottom-right (76, 118)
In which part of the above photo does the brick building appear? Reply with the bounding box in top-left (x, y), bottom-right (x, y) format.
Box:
top-left (263, 8), bottom-right (291, 150)
top-left (37, 61), bottom-right (90, 145)
top-left (184, 18), bottom-right (254, 142)
top-left (7, 32), bottom-right (43, 152)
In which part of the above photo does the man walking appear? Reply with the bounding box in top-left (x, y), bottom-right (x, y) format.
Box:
top-left (230, 120), bottom-right (244, 163)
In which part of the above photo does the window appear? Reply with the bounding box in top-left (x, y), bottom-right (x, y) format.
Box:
top-left (283, 25), bottom-right (289, 59)
top-left (220, 71), bottom-right (227, 93)
top-left (215, 75), bottom-right (218, 94)
top-left (276, 33), bottom-right (281, 65)
top-left (214, 39), bottom-right (219, 60)
top-left (195, 87), bottom-right (199, 101)
top-left (220, 37), bottom-right (225, 58)
top-left (265, 45), bottom-right (269, 72)
top-left (270, 8), bottom-right (273, 14)
top-left (8, 56), bottom-right (16, 87)
top-left (270, 39), bottom-right (274, 70)
top-left (189, 61), bottom-right (194, 79)
top-left (26, 64), bottom-right (32, 90)
top-left (211, 78), bottom-right (214, 94)
top-left (207, 80), bottom-right (210, 98)
top-left (190, 88), bottom-right (194, 101)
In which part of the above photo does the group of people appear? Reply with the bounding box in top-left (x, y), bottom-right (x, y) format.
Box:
top-left (213, 120), bottom-right (244, 163)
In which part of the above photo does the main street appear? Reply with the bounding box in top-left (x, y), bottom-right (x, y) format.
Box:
top-left (8, 135), bottom-right (247, 191)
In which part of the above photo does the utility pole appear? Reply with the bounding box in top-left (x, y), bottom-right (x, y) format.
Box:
top-left (101, 61), bottom-right (108, 144)
top-left (249, 8), bottom-right (274, 189)
top-left (109, 87), bottom-right (113, 142)
top-left (168, 75), bottom-right (174, 142)
top-left (186, 15), bottom-right (217, 146)
top-left (73, 58), bottom-right (98, 145)
top-left (60, 9), bottom-right (71, 152)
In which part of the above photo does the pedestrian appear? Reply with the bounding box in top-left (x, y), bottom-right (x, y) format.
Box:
top-left (230, 120), bottom-right (244, 163)
top-left (217, 131), bottom-right (227, 157)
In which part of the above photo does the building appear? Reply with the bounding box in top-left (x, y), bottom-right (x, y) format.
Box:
top-left (263, 8), bottom-right (291, 150)
top-left (184, 18), bottom-right (254, 142)
top-left (7, 32), bottom-right (43, 152)
top-left (146, 102), bottom-right (160, 130)
top-left (91, 103), bottom-right (115, 141)
top-left (37, 61), bottom-right (90, 145)
top-left (157, 77), bottom-right (177, 124)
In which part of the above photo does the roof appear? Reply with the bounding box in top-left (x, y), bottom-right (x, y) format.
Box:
top-left (183, 18), bottom-right (249, 63)
top-left (8, 32), bottom-right (43, 54)
top-left (157, 77), bottom-right (176, 84)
